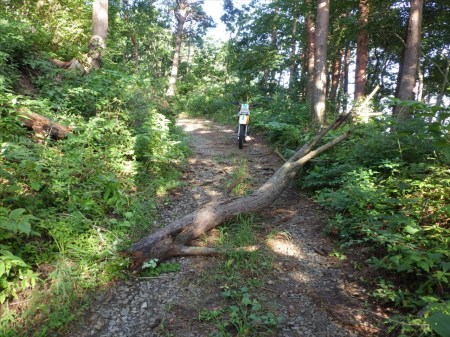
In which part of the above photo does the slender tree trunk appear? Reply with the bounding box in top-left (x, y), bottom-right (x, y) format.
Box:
top-left (416, 62), bottom-right (424, 101)
top-left (342, 46), bottom-right (351, 113)
top-left (436, 54), bottom-right (450, 106)
top-left (167, 1), bottom-right (188, 97)
top-left (123, 7), bottom-right (140, 69)
top-left (88, 0), bottom-right (108, 71)
top-left (367, 49), bottom-right (381, 90)
top-left (263, 69), bottom-right (270, 90)
top-left (305, 0), bottom-right (316, 102)
top-left (354, 0), bottom-right (369, 100)
top-left (329, 49), bottom-right (343, 103)
top-left (289, 11), bottom-right (299, 89)
top-left (394, 0), bottom-right (424, 118)
top-left (130, 32), bottom-right (140, 69)
top-left (312, 0), bottom-right (330, 126)
top-left (269, 7), bottom-right (279, 93)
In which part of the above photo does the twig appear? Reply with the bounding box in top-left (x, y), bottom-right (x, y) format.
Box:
top-left (274, 149), bottom-right (287, 162)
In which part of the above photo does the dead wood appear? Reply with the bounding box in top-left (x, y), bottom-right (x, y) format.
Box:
top-left (172, 245), bottom-right (260, 257)
top-left (126, 117), bottom-right (351, 269)
top-left (50, 58), bottom-right (86, 74)
top-left (19, 110), bottom-right (71, 140)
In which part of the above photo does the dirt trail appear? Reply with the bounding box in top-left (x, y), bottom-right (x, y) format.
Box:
top-left (68, 118), bottom-right (384, 337)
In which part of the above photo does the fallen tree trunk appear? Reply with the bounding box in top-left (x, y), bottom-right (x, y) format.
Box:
top-left (126, 117), bottom-right (351, 269)
top-left (50, 58), bottom-right (86, 74)
top-left (19, 111), bottom-right (71, 140)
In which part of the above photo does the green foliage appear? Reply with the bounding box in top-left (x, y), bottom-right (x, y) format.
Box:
top-left (196, 215), bottom-right (279, 336)
top-left (139, 259), bottom-right (181, 277)
top-left (426, 308), bottom-right (450, 337)
top-left (198, 286), bottom-right (283, 337)
top-left (251, 95), bottom-right (311, 155)
top-left (298, 105), bottom-right (449, 335)
top-left (0, 12), bottom-right (188, 333)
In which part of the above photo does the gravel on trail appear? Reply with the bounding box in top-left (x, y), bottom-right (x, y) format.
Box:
top-left (67, 118), bottom-right (385, 337)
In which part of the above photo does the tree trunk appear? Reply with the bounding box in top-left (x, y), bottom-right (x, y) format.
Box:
top-left (436, 54), bottom-right (450, 106)
top-left (126, 121), bottom-right (351, 268)
top-left (166, 1), bottom-right (188, 97)
top-left (123, 7), bottom-right (140, 69)
top-left (329, 49), bottom-right (343, 104)
top-left (305, 0), bottom-right (316, 102)
top-left (50, 0), bottom-right (108, 74)
top-left (88, 0), bottom-right (108, 71)
top-left (394, 0), bottom-right (424, 118)
top-left (416, 62), bottom-right (424, 101)
top-left (130, 32), bottom-right (140, 69)
top-left (269, 6), bottom-right (279, 93)
top-left (354, 0), bottom-right (369, 100)
top-left (289, 11), bottom-right (299, 89)
top-left (19, 110), bottom-right (71, 140)
top-left (311, 0), bottom-right (330, 126)
top-left (341, 46), bottom-right (351, 113)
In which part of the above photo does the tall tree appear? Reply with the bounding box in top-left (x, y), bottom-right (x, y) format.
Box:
top-left (167, 0), bottom-right (189, 96)
top-left (88, 0), bottom-right (108, 70)
top-left (48, 0), bottom-right (108, 74)
top-left (305, 0), bottom-right (316, 102)
top-left (436, 53), bottom-right (449, 106)
top-left (311, 0), bottom-right (330, 126)
top-left (288, 5), bottom-right (299, 89)
top-left (329, 49), bottom-right (342, 106)
top-left (166, 0), bottom-right (210, 96)
top-left (395, 0), bottom-right (424, 117)
top-left (354, 0), bottom-right (369, 100)
top-left (341, 45), bottom-right (351, 113)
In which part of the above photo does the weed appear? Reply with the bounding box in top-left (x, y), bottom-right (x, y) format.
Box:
top-left (226, 159), bottom-right (252, 196)
top-left (196, 215), bottom-right (280, 337)
top-left (199, 287), bottom-right (283, 337)
top-left (139, 259), bottom-right (181, 277)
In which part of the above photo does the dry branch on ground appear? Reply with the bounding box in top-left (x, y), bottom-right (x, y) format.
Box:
top-left (19, 110), bottom-right (71, 140)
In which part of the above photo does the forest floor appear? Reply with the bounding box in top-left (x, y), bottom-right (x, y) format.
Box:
top-left (67, 117), bottom-right (388, 337)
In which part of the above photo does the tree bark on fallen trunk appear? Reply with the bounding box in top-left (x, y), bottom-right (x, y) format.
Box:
top-left (126, 120), bottom-right (351, 269)
top-left (19, 111), bottom-right (71, 140)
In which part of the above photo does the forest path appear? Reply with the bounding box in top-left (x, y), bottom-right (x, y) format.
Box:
top-left (68, 117), bottom-right (384, 337)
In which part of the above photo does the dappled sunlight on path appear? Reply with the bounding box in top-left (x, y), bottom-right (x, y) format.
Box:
top-left (67, 117), bottom-right (384, 337)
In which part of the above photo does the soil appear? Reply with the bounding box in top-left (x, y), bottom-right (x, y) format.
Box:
top-left (67, 118), bottom-right (387, 337)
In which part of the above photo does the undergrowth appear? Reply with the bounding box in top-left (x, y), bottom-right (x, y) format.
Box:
top-left (185, 89), bottom-right (450, 336)
top-left (0, 14), bottom-right (188, 335)
top-left (299, 105), bottom-right (450, 336)
top-left (197, 215), bottom-right (282, 337)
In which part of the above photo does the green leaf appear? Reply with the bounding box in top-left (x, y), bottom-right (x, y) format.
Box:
top-left (17, 221), bottom-right (31, 235)
top-left (441, 262), bottom-right (450, 272)
top-left (418, 260), bottom-right (430, 273)
top-left (404, 225), bottom-right (420, 235)
top-left (30, 180), bottom-right (42, 191)
top-left (3, 220), bottom-right (18, 232)
top-left (0, 261), bottom-right (5, 277)
top-left (241, 295), bottom-right (252, 306)
top-left (252, 302), bottom-right (262, 311)
top-left (426, 312), bottom-right (450, 337)
top-left (8, 208), bottom-right (25, 221)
